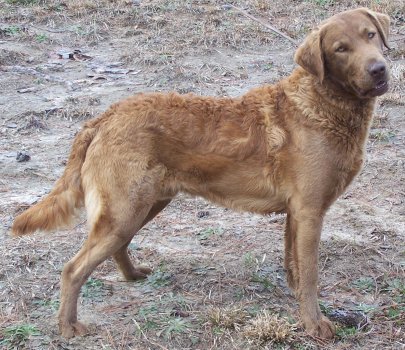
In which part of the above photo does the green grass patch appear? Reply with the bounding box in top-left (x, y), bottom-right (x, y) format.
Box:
top-left (351, 277), bottom-right (375, 293)
top-left (336, 325), bottom-right (357, 339)
top-left (33, 298), bottom-right (60, 311)
top-left (146, 264), bottom-right (173, 288)
top-left (196, 227), bottom-right (223, 242)
top-left (0, 324), bottom-right (40, 348)
top-left (382, 278), bottom-right (405, 296)
top-left (319, 301), bottom-right (333, 315)
top-left (161, 317), bottom-right (189, 339)
top-left (354, 303), bottom-right (378, 317)
top-left (4, 26), bottom-right (21, 35)
top-left (242, 251), bottom-right (258, 269)
top-left (147, 270), bottom-right (172, 287)
top-left (35, 33), bottom-right (48, 43)
top-left (370, 130), bottom-right (397, 142)
top-left (251, 273), bottom-right (275, 291)
top-left (81, 278), bottom-right (106, 298)
top-left (387, 307), bottom-right (401, 319)
top-left (134, 293), bottom-right (192, 340)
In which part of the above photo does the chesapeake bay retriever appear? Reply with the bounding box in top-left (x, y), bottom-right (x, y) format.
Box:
top-left (12, 8), bottom-right (390, 339)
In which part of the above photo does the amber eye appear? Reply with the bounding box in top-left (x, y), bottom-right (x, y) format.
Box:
top-left (368, 32), bottom-right (376, 39)
top-left (336, 46), bottom-right (346, 53)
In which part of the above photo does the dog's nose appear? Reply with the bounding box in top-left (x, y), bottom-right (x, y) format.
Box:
top-left (368, 62), bottom-right (386, 79)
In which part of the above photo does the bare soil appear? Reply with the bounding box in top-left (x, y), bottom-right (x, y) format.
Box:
top-left (0, 1), bottom-right (404, 349)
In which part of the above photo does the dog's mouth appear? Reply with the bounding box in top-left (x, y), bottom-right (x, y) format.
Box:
top-left (357, 80), bottom-right (389, 98)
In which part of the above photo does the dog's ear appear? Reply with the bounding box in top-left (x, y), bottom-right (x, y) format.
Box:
top-left (294, 28), bottom-right (324, 83)
top-left (365, 9), bottom-right (390, 49)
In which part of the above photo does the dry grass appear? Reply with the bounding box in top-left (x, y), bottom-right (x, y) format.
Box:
top-left (243, 311), bottom-right (295, 344)
top-left (207, 305), bottom-right (250, 331)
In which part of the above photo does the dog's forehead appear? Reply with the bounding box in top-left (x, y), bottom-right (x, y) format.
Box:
top-left (327, 8), bottom-right (369, 23)
top-left (321, 11), bottom-right (374, 42)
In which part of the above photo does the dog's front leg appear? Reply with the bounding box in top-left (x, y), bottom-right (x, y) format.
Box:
top-left (284, 213), bottom-right (299, 290)
top-left (290, 209), bottom-right (335, 339)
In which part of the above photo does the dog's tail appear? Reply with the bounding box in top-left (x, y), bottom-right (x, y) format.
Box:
top-left (12, 120), bottom-right (99, 236)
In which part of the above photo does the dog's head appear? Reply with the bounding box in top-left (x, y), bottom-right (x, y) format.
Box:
top-left (294, 8), bottom-right (390, 99)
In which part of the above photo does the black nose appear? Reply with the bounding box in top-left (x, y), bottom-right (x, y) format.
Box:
top-left (368, 62), bottom-right (386, 79)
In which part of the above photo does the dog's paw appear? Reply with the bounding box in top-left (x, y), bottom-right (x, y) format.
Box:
top-left (306, 315), bottom-right (335, 339)
top-left (59, 321), bottom-right (88, 338)
top-left (125, 265), bottom-right (153, 281)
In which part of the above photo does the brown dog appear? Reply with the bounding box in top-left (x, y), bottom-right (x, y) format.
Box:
top-left (12, 8), bottom-right (390, 339)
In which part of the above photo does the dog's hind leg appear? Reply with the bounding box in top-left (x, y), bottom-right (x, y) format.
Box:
top-left (58, 163), bottom-right (164, 338)
top-left (59, 194), bottom-right (158, 338)
top-left (113, 199), bottom-right (171, 281)
top-left (58, 202), bottom-right (154, 338)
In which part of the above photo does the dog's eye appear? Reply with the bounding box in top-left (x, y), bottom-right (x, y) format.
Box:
top-left (368, 32), bottom-right (376, 39)
top-left (335, 46), bottom-right (346, 53)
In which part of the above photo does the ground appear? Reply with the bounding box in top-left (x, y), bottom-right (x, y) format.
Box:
top-left (0, 0), bottom-right (404, 349)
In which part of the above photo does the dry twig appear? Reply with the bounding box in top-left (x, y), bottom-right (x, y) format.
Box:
top-left (225, 5), bottom-right (299, 46)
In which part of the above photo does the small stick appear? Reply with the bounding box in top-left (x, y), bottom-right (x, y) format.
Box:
top-left (226, 4), bottom-right (299, 46)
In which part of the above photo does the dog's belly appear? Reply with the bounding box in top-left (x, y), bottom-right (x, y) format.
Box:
top-left (198, 189), bottom-right (287, 215)
top-left (171, 171), bottom-right (287, 215)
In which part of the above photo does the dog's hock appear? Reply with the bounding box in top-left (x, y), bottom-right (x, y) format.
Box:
top-left (294, 29), bottom-right (324, 83)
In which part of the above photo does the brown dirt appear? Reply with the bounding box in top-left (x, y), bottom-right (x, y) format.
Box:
top-left (0, 1), bottom-right (404, 349)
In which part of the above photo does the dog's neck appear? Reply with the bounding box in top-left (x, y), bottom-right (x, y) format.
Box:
top-left (283, 68), bottom-right (377, 147)
top-left (286, 68), bottom-right (376, 119)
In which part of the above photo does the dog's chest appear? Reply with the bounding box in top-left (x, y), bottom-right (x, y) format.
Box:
top-left (322, 136), bottom-right (366, 201)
